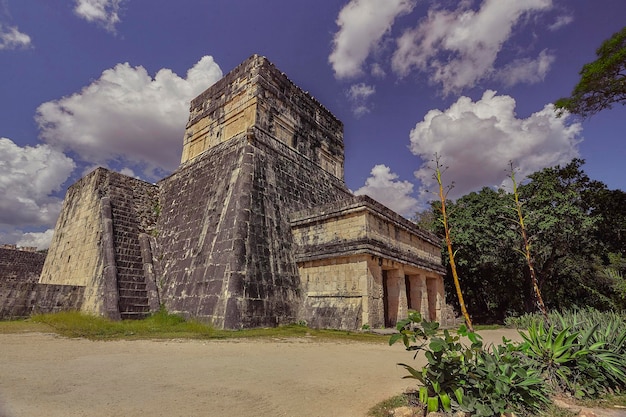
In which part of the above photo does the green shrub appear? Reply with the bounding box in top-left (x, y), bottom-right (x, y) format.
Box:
top-left (518, 318), bottom-right (626, 399)
top-left (390, 311), bottom-right (550, 416)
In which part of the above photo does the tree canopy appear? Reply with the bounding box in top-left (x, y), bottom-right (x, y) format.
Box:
top-left (421, 159), bottom-right (626, 322)
top-left (555, 26), bottom-right (626, 118)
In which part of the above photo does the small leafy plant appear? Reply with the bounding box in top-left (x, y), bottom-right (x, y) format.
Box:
top-left (518, 317), bottom-right (626, 399)
top-left (390, 311), bottom-right (550, 416)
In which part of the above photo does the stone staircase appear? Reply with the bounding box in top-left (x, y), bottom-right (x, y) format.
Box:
top-left (109, 178), bottom-right (152, 320)
top-left (117, 275), bottom-right (150, 319)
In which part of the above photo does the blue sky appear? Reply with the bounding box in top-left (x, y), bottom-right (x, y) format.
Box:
top-left (1, 0), bottom-right (625, 249)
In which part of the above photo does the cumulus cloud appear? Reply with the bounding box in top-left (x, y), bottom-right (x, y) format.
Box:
top-left (391, 0), bottom-right (553, 94)
top-left (347, 83), bottom-right (376, 117)
top-left (410, 91), bottom-right (582, 201)
top-left (0, 24), bottom-right (32, 50)
top-left (16, 229), bottom-right (54, 250)
top-left (36, 56), bottom-right (223, 178)
top-left (74, 0), bottom-right (124, 32)
top-left (354, 164), bottom-right (419, 216)
top-left (497, 49), bottom-right (555, 87)
top-left (0, 137), bottom-right (75, 229)
top-left (329, 0), bottom-right (416, 79)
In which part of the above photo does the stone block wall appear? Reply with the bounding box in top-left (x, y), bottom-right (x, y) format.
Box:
top-left (156, 127), bottom-right (351, 328)
top-left (0, 247), bottom-right (46, 284)
top-left (291, 195), bottom-right (446, 329)
top-left (182, 55), bottom-right (344, 179)
top-left (0, 282), bottom-right (84, 319)
top-left (297, 255), bottom-right (369, 329)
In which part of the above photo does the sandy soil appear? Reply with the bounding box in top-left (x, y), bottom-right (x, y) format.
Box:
top-left (0, 330), bottom-right (522, 417)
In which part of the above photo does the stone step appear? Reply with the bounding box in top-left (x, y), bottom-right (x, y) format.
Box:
top-left (120, 303), bottom-right (150, 313)
top-left (117, 281), bottom-right (147, 290)
top-left (118, 288), bottom-right (148, 298)
top-left (118, 296), bottom-right (149, 306)
top-left (120, 311), bottom-right (150, 320)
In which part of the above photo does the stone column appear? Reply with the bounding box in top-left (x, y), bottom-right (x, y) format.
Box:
top-left (426, 275), bottom-right (445, 322)
top-left (366, 257), bottom-right (384, 328)
top-left (385, 267), bottom-right (407, 327)
top-left (100, 197), bottom-right (121, 320)
top-left (406, 274), bottom-right (425, 316)
top-left (139, 233), bottom-right (160, 313)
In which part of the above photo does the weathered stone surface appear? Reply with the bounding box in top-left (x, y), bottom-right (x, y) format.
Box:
top-left (291, 196), bottom-right (446, 329)
top-left (0, 247), bottom-right (45, 284)
top-left (0, 282), bottom-right (84, 319)
top-left (182, 55), bottom-right (344, 179)
top-left (157, 126), bottom-right (351, 328)
top-left (39, 168), bottom-right (159, 318)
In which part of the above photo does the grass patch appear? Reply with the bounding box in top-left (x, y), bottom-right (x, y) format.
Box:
top-left (0, 318), bottom-right (52, 334)
top-left (576, 392), bottom-right (626, 409)
top-left (367, 395), bottom-right (591, 417)
top-left (367, 393), bottom-right (411, 417)
top-left (0, 310), bottom-right (389, 343)
top-left (473, 323), bottom-right (504, 331)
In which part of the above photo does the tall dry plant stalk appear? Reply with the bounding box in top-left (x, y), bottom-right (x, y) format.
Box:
top-left (509, 163), bottom-right (549, 321)
top-left (433, 154), bottom-right (474, 332)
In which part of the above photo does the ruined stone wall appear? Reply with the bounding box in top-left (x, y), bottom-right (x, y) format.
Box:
top-left (157, 128), bottom-right (351, 328)
top-left (366, 212), bottom-right (441, 266)
top-left (0, 282), bottom-right (84, 319)
top-left (291, 196), bottom-right (443, 272)
top-left (0, 247), bottom-right (46, 284)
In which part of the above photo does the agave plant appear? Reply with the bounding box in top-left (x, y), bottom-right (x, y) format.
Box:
top-left (519, 318), bottom-right (626, 398)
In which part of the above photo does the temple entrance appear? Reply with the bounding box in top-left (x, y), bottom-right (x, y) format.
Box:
top-left (383, 270), bottom-right (399, 327)
top-left (405, 274), bottom-right (422, 314)
top-left (426, 277), bottom-right (439, 322)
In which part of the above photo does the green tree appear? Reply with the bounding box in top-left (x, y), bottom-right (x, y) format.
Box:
top-left (518, 160), bottom-right (607, 310)
top-left (433, 187), bottom-right (524, 322)
top-left (430, 159), bottom-right (625, 321)
top-left (555, 26), bottom-right (626, 118)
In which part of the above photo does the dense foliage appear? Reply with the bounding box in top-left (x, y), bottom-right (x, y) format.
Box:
top-left (418, 159), bottom-right (626, 321)
top-left (391, 309), bottom-right (626, 416)
top-left (391, 312), bottom-right (551, 416)
top-left (555, 26), bottom-right (626, 118)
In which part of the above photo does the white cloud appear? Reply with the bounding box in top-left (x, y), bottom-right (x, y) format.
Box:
top-left (0, 137), bottom-right (75, 228)
top-left (391, 0), bottom-right (553, 94)
top-left (410, 91), bottom-right (582, 201)
top-left (36, 56), bottom-right (223, 178)
top-left (354, 164), bottom-right (419, 216)
top-left (548, 14), bottom-right (573, 31)
top-left (17, 229), bottom-right (54, 250)
top-left (0, 24), bottom-right (32, 50)
top-left (74, 0), bottom-right (124, 32)
top-left (329, 0), bottom-right (416, 79)
top-left (496, 49), bottom-right (555, 87)
top-left (347, 83), bottom-right (376, 117)
top-left (371, 63), bottom-right (386, 78)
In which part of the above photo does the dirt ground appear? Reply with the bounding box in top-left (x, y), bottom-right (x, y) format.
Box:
top-left (0, 329), bottom-right (528, 417)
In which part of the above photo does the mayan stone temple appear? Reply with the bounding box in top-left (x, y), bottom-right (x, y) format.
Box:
top-left (11, 55), bottom-right (446, 329)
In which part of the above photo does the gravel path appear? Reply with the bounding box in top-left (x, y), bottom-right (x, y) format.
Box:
top-left (1, 329), bottom-right (521, 417)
